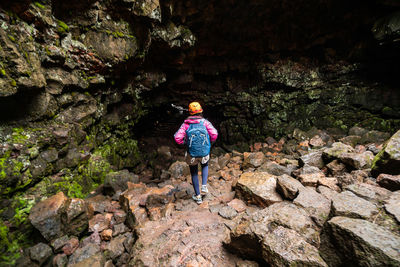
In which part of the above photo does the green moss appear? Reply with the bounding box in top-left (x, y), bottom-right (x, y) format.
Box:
top-left (10, 79), bottom-right (16, 87)
top-left (0, 69), bottom-right (5, 76)
top-left (7, 35), bottom-right (15, 42)
top-left (57, 20), bottom-right (69, 34)
top-left (33, 1), bottom-right (45, 9)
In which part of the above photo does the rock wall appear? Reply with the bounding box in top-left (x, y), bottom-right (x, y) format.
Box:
top-left (0, 0), bottom-right (400, 264)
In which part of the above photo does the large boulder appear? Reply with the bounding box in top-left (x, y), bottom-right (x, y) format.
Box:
top-left (377, 174), bottom-right (400, 191)
top-left (262, 226), bottom-right (328, 267)
top-left (321, 216), bottom-right (400, 266)
top-left (299, 150), bottom-right (324, 168)
top-left (331, 191), bottom-right (379, 219)
top-left (372, 130), bottom-right (400, 176)
top-left (276, 174), bottom-right (305, 200)
top-left (293, 187), bottom-right (331, 227)
top-left (227, 202), bottom-right (325, 265)
top-left (322, 142), bottom-right (354, 162)
top-left (385, 191), bottom-right (400, 223)
top-left (29, 192), bottom-right (68, 241)
top-left (103, 170), bottom-right (139, 196)
top-left (243, 152), bottom-right (266, 168)
top-left (235, 172), bottom-right (282, 207)
top-left (339, 151), bottom-right (374, 169)
top-left (344, 183), bottom-right (392, 203)
top-left (258, 161), bottom-right (292, 176)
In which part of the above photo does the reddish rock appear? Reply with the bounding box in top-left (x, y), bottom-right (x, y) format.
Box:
top-left (243, 152), bottom-right (266, 168)
top-left (310, 135), bottom-right (326, 147)
top-left (276, 174), bottom-right (304, 200)
top-left (326, 160), bottom-right (347, 176)
top-left (377, 174), bottom-right (400, 191)
top-left (318, 177), bottom-right (340, 192)
top-left (29, 192), bottom-right (68, 241)
top-left (113, 209), bottom-right (126, 224)
top-left (86, 194), bottom-right (113, 214)
top-left (100, 229), bottom-right (113, 241)
top-left (227, 199), bottom-right (247, 213)
top-left (89, 214), bottom-right (111, 232)
top-left (62, 237), bottom-right (79, 256)
top-left (235, 172), bottom-right (282, 207)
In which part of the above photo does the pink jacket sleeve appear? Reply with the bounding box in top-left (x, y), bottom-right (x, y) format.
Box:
top-left (204, 120), bottom-right (218, 143)
top-left (174, 123), bottom-right (188, 145)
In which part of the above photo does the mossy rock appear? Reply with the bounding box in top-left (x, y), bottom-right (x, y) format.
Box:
top-left (371, 130), bottom-right (400, 177)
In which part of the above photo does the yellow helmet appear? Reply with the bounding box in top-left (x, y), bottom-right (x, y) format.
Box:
top-left (188, 102), bottom-right (203, 115)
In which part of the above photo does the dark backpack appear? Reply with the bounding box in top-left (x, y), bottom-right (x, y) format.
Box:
top-left (186, 119), bottom-right (211, 157)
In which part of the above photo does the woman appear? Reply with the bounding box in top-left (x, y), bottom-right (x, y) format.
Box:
top-left (174, 102), bottom-right (218, 204)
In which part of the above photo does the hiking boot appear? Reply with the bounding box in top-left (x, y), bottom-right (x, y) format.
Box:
top-left (201, 185), bottom-right (208, 195)
top-left (192, 194), bottom-right (203, 204)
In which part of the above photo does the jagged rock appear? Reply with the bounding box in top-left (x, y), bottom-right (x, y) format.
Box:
top-left (322, 142), bottom-right (354, 162)
top-left (372, 131), bottom-right (400, 176)
top-left (53, 253), bottom-right (68, 267)
top-left (62, 237), bottom-right (79, 256)
top-left (336, 172), bottom-right (363, 188)
top-left (100, 229), bottom-right (112, 241)
top-left (293, 164), bottom-right (325, 187)
top-left (68, 243), bottom-right (101, 266)
top-left (227, 202), bottom-right (323, 264)
top-left (218, 153), bottom-right (231, 169)
top-left (88, 213), bottom-right (112, 233)
top-left (339, 151), bottom-right (374, 169)
top-left (104, 235), bottom-right (126, 260)
top-left (131, 0), bottom-right (162, 21)
top-left (103, 169), bottom-right (139, 196)
top-left (385, 191), bottom-right (400, 223)
top-left (326, 160), bottom-right (347, 176)
top-left (293, 187), bottom-right (331, 227)
top-left (361, 130), bottom-right (390, 144)
top-left (69, 252), bottom-right (105, 267)
top-left (276, 174), bottom-right (304, 200)
top-left (113, 223), bottom-right (128, 236)
top-left (338, 135), bottom-right (361, 147)
top-left (258, 161), bottom-right (292, 176)
top-left (64, 198), bottom-right (91, 236)
top-left (309, 135), bottom-right (326, 148)
top-left (29, 192), bottom-right (68, 241)
top-left (168, 161), bottom-right (190, 178)
top-left (317, 177), bottom-right (340, 192)
top-left (344, 183), bottom-right (392, 203)
top-left (332, 191), bottom-right (379, 219)
top-left (299, 150), bottom-right (324, 168)
top-left (262, 226), bottom-right (327, 267)
top-left (151, 22), bottom-right (196, 48)
top-left (29, 243), bottom-right (53, 266)
top-left (235, 172), bottom-right (282, 207)
top-left (51, 235), bottom-right (69, 253)
top-left (321, 216), bottom-right (400, 266)
top-left (218, 206), bottom-right (238, 219)
top-left (317, 185), bottom-right (339, 200)
top-left (113, 209), bottom-right (126, 224)
top-left (86, 195), bottom-right (113, 214)
top-left (377, 174), bottom-right (400, 191)
top-left (243, 152), bottom-right (266, 168)
top-left (227, 199), bottom-right (247, 213)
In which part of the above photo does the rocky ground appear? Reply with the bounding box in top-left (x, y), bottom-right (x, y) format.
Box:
top-left (15, 126), bottom-right (400, 266)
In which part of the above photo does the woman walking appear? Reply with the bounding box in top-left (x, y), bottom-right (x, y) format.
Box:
top-left (174, 102), bottom-right (218, 204)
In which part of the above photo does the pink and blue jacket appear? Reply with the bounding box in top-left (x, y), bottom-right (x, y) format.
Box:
top-left (174, 116), bottom-right (218, 145)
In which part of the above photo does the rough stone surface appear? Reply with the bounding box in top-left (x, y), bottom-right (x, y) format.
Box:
top-left (299, 150), bottom-right (324, 168)
top-left (235, 172), bottom-right (282, 207)
top-left (321, 216), bottom-right (400, 266)
top-left (29, 243), bottom-right (53, 265)
top-left (293, 187), bottom-right (331, 227)
top-left (276, 174), bottom-right (304, 199)
top-left (332, 191), bottom-right (379, 219)
top-left (262, 226), bottom-right (328, 267)
top-left (323, 142), bottom-right (355, 162)
top-left (68, 253), bottom-right (105, 267)
top-left (339, 151), bottom-right (374, 169)
top-left (168, 161), bottom-right (190, 178)
top-left (377, 174), bottom-right (400, 191)
top-left (104, 169), bottom-right (139, 196)
top-left (385, 191), bottom-right (400, 223)
top-left (68, 243), bottom-right (100, 266)
top-left (243, 152), bottom-right (266, 168)
top-left (372, 130), bottom-right (400, 176)
top-left (218, 206), bottom-right (238, 219)
top-left (344, 183), bottom-right (392, 203)
top-left (104, 235), bottom-right (126, 260)
top-left (29, 192), bottom-right (68, 241)
top-left (258, 161), bottom-right (292, 176)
